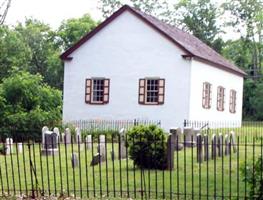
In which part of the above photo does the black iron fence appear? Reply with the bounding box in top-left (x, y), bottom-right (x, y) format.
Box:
top-left (0, 121), bottom-right (262, 199)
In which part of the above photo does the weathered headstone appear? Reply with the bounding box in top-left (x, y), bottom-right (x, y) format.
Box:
top-left (217, 133), bottom-right (223, 157)
top-left (203, 134), bottom-right (210, 161)
top-left (90, 153), bottom-right (101, 166)
top-left (98, 135), bottom-right (106, 161)
top-left (42, 126), bottom-right (49, 148)
top-left (75, 128), bottom-right (82, 144)
top-left (225, 134), bottom-right (230, 156)
top-left (53, 127), bottom-right (60, 141)
top-left (71, 153), bottom-right (79, 168)
top-left (5, 138), bottom-right (13, 155)
top-left (230, 131), bottom-right (237, 153)
top-left (61, 133), bottom-right (65, 143)
top-left (193, 128), bottom-right (201, 143)
top-left (196, 134), bottom-right (203, 163)
top-left (65, 128), bottom-right (71, 145)
top-left (166, 134), bottom-right (174, 169)
top-left (41, 132), bottom-right (58, 155)
top-left (170, 128), bottom-right (183, 151)
top-left (211, 134), bottom-right (217, 159)
top-left (183, 127), bottom-right (195, 147)
top-left (85, 135), bottom-right (92, 150)
top-left (17, 143), bottom-right (23, 154)
top-left (119, 128), bottom-right (127, 159)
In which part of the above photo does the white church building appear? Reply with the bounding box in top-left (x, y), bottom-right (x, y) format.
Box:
top-left (60, 5), bottom-right (246, 130)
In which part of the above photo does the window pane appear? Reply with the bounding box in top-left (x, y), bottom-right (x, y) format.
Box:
top-left (146, 79), bottom-right (159, 103)
top-left (92, 79), bottom-right (105, 103)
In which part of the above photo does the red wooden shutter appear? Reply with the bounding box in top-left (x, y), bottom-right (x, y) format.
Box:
top-left (158, 79), bottom-right (165, 104)
top-left (103, 79), bottom-right (110, 104)
top-left (208, 84), bottom-right (212, 108)
top-left (202, 83), bottom-right (206, 108)
top-left (85, 79), bottom-right (92, 104)
top-left (222, 88), bottom-right (225, 111)
top-left (138, 79), bottom-right (145, 104)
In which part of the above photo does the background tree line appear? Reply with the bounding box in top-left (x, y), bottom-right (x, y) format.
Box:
top-left (0, 0), bottom-right (262, 135)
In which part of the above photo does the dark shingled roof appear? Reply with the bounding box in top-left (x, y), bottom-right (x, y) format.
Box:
top-left (61, 5), bottom-right (246, 77)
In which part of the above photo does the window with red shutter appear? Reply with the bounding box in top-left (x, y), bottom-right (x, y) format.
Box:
top-left (138, 78), bottom-right (165, 105)
top-left (202, 82), bottom-right (212, 109)
top-left (85, 78), bottom-right (110, 105)
top-left (229, 89), bottom-right (236, 113)
top-left (217, 86), bottom-right (225, 111)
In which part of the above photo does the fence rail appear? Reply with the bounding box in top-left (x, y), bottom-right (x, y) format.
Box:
top-left (0, 121), bottom-right (262, 199)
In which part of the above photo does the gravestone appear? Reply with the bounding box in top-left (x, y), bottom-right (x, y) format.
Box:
top-left (230, 131), bottom-right (237, 153)
top-left (42, 126), bottom-right (49, 148)
top-left (65, 128), bottom-right (71, 145)
top-left (119, 128), bottom-right (127, 159)
top-left (225, 134), bottom-right (230, 155)
top-left (170, 128), bottom-right (183, 151)
top-left (196, 134), bottom-right (203, 163)
top-left (90, 153), bottom-right (101, 166)
top-left (61, 133), bottom-right (65, 143)
top-left (217, 133), bottom-right (223, 157)
top-left (166, 134), bottom-right (174, 169)
top-left (5, 138), bottom-right (13, 155)
top-left (75, 128), bottom-right (82, 144)
top-left (183, 127), bottom-right (195, 147)
top-left (98, 135), bottom-right (106, 161)
top-left (203, 134), bottom-right (210, 161)
top-left (211, 134), bottom-right (217, 159)
top-left (17, 143), bottom-right (23, 154)
top-left (53, 127), bottom-right (60, 142)
top-left (193, 128), bottom-right (201, 143)
top-left (71, 153), bottom-right (79, 168)
top-left (85, 135), bottom-right (92, 150)
top-left (41, 132), bottom-right (58, 156)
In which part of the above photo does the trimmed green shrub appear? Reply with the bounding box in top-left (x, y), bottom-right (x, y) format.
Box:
top-left (127, 125), bottom-right (167, 169)
top-left (241, 154), bottom-right (263, 199)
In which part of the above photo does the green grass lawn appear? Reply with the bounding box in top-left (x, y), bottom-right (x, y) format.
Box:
top-left (0, 140), bottom-right (262, 199)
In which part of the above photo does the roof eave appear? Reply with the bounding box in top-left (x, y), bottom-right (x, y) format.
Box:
top-left (193, 56), bottom-right (247, 77)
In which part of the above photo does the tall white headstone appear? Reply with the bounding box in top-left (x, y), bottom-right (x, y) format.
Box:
top-left (75, 127), bottom-right (82, 143)
top-left (5, 138), bottom-right (13, 155)
top-left (86, 135), bottom-right (92, 149)
top-left (65, 128), bottom-right (71, 145)
top-left (53, 127), bottom-right (60, 143)
top-left (119, 128), bottom-right (127, 159)
top-left (42, 126), bottom-right (49, 148)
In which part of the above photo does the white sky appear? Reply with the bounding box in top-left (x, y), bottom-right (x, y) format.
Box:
top-left (4, 0), bottom-right (240, 40)
top-left (5, 0), bottom-right (102, 27)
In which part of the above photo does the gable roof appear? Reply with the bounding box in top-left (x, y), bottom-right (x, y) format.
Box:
top-left (60, 5), bottom-right (246, 77)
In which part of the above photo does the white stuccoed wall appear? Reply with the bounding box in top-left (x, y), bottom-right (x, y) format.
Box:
top-left (188, 59), bottom-right (244, 126)
top-left (63, 10), bottom-right (192, 130)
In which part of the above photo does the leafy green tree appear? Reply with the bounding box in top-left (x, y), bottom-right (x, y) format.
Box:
top-left (223, 0), bottom-right (263, 79)
top-left (15, 19), bottom-right (63, 89)
top-left (242, 79), bottom-right (257, 120)
top-left (57, 14), bottom-right (98, 50)
top-left (0, 70), bottom-right (62, 140)
top-left (251, 82), bottom-right (263, 120)
top-left (174, 0), bottom-right (224, 52)
top-left (0, 26), bottom-right (31, 80)
top-left (98, 0), bottom-right (171, 23)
